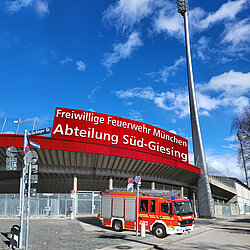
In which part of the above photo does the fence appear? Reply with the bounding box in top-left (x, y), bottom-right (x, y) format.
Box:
top-left (214, 204), bottom-right (240, 216)
top-left (0, 192), bottom-right (101, 216)
top-left (2, 191), bottom-right (248, 217)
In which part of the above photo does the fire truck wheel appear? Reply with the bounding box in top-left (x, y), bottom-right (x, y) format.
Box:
top-left (153, 224), bottom-right (166, 238)
top-left (112, 220), bottom-right (123, 232)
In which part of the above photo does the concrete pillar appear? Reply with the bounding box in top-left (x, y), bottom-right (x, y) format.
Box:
top-left (151, 182), bottom-right (155, 191)
top-left (193, 192), bottom-right (197, 218)
top-left (73, 176), bottom-right (77, 216)
top-left (181, 187), bottom-right (184, 198)
top-left (109, 177), bottom-right (113, 190)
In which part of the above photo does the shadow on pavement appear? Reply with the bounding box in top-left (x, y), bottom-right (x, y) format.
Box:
top-left (98, 234), bottom-right (166, 250)
top-left (220, 227), bottom-right (250, 234)
top-left (76, 216), bottom-right (167, 249)
top-left (195, 219), bottom-right (215, 226)
top-left (1, 232), bottom-right (10, 248)
top-left (76, 216), bottom-right (104, 228)
top-left (231, 218), bottom-right (250, 223)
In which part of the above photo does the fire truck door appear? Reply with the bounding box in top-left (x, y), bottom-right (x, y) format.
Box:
top-left (159, 202), bottom-right (171, 219)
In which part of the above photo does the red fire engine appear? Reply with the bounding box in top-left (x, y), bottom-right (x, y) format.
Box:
top-left (98, 191), bottom-right (195, 238)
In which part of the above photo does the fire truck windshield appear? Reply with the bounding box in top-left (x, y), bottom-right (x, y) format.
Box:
top-left (173, 201), bottom-right (193, 216)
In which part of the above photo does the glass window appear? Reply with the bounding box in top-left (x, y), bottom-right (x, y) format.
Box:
top-left (140, 199), bottom-right (148, 213)
top-left (161, 202), bottom-right (169, 214)
top-left (150, 200), bottom-right (156, 213)
top-left (173, 201), bottom-right (193, 216)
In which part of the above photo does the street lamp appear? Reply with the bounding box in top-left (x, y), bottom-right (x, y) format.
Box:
top-left (237, 132), bottom-right (249, 187)
top-left (177, 0), bottom-right (214, 217)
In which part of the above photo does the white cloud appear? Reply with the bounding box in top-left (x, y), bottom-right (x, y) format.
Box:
top-left (116, 86), bottom-right (190, 118)
top-left (222, 18), bottom-right (250, 46)
top-left (199, 0), bottom-right (247, 30)
top-left (206, 152), bottom-right (245, 181)
top-left (35, 0), bottom-right (49, 17)
top-left (128, 109), bottom-right (143, 121)
top-left (61, 57), bottom-right (87, 73)
top-left (76, 60), bottom-right (86, 72)
top-left (102, 31), bottom-right (143, 73)
top-left (222, 144), bottom-right (236, 149)
top-left (147, 56), bottom-right (185, 82)
top-left (189, 7), bottom-right (206, 30)
top-left (23, 116), bottom-right (50, 126)
top-left (220, 57), bottom-right (233, 64)
top-left (228, 96), bottom-right (249, 112)
top-left (88, 86), bottom-right (100, 102)
top-left (196, 71), bottom-right (250, 114)
top-left (203, 70), bottom-right (250, 97)
top-left (154, 8), bottom-right (183, 39)
top-left (196, 92), bottom-right (222, 115)
top-left (194, 36), bottom-right (211, 61)
top-left (5, 0), bottom-right (33, 13)
top-left (224, 135), bottom-right (236, 142)
top-left (223, 135), bottom-right (237, 150)
top-left (0, 110), bottom-right (6, 118)
top-left (189, 150), bottom-right (245, 181)
top-left (103, 0), bottom-right (248, 44)
top-left (116, 87), bottom-right (154, 100)
top-left (125, 101), bottom-right (133, 106)
top-left (169, 129), bottom-right (177, 135)
top-left (103, 0), bottom-right (154, 32)
top-left (3, 130), bottom-right (15, 134)
top-left (116, 86), bottom-right (220, 118)
top-left (116, 69), bottom-right (250, 118)
top-left (60, 57), bottom-right (73, 65)
top-left (5, 0), bottom-right (50, 17)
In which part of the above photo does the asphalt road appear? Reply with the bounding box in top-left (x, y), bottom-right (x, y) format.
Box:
top-left (0, 215), bottom-right (249, 249)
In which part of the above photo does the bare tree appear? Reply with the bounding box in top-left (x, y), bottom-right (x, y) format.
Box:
top-left (231, 107), bottom-right (250, 187)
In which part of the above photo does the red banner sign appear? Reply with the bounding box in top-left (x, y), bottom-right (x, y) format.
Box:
top-left (51, 107), bottom-right (189, 163)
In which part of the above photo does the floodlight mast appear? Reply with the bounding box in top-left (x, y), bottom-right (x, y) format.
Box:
top-left (177, 0), bottom-right (214, 217)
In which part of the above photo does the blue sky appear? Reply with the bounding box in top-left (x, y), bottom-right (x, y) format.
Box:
top-left (0, 0), bottom-right (249, 182)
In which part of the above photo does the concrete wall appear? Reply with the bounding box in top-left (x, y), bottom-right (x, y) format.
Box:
top-left (235, 182), bottom-right (250, 214)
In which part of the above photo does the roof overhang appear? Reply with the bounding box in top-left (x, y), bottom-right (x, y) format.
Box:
top-left (0, 134), bottom-right (201, 192)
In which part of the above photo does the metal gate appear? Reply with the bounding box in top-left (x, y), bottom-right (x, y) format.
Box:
top-left (77, 191), bottom-right (101, 215)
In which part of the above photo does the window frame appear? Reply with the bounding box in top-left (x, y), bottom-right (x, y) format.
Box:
top-left (140, 199), bottom-right (149, 213)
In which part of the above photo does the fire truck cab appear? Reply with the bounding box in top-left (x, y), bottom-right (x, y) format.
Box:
top-left (98, 191), bottom-right (195, 238)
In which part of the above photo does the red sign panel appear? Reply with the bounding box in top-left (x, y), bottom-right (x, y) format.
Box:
top-left (51, 107), bottom-right (189, 163)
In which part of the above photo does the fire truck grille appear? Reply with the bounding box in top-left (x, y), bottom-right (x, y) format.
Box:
top-left (180, 219), bottom-right (193, 225)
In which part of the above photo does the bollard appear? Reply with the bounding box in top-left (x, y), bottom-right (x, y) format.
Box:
top-left (10, 225), bottom-right (20, 248)
top-left (70, 211), bottom-right (74, 220)
top-left (140, 223), bottom-right (146, 237)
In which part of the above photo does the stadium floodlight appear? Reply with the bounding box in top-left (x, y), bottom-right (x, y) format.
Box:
top-left (177, 0), bottom-right (214, 217)
top-left (177, 0), bottom-right (188, 16)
